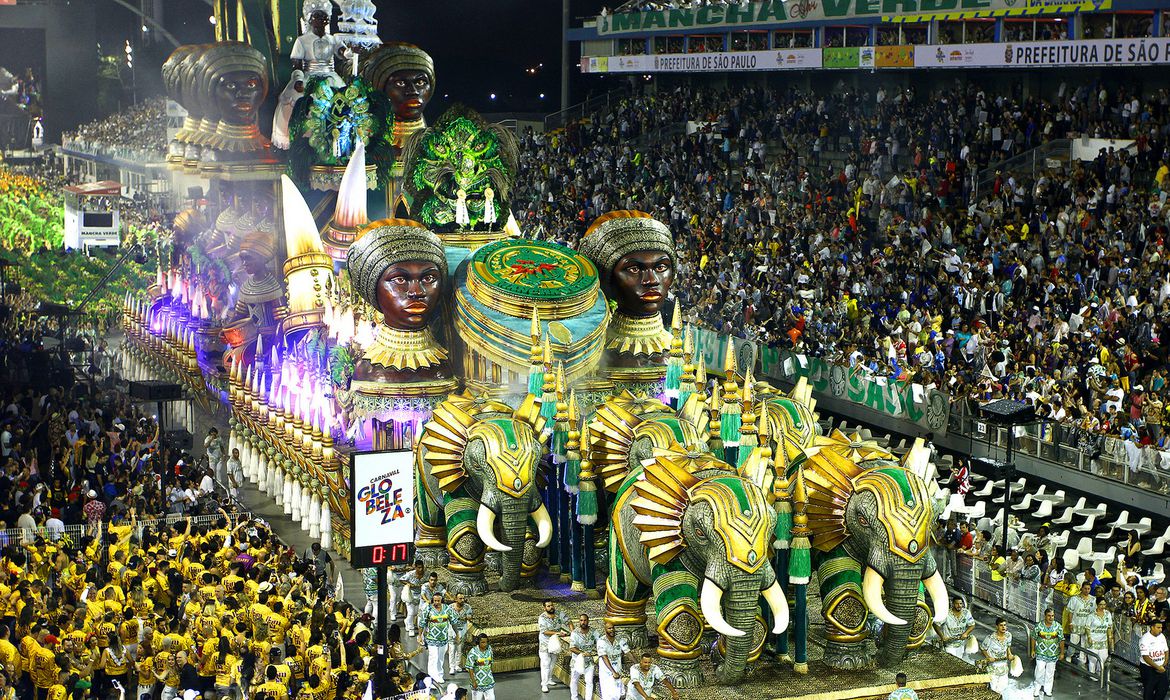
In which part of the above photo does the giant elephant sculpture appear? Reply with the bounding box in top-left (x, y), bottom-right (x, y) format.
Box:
top-left (793, 433), bottom-right (948, 669)
top-left (415, 392), bottom-right (553, 594)
top-left (604, 448), bottom-right (788, 688)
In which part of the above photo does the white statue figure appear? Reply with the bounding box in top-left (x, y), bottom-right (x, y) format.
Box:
top-left (483, 186), bottom-right (497, 226)
top-left (272, 0), bottom-right (349, 149)
top-left (335, 0), bottom-right (382, 51)
top-left (455, 188), bottom-right (470, 227)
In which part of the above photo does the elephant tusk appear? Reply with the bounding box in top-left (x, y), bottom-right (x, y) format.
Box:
top-left (862, 567), bottom-right (907, 627)
top-left (762, 580), bottom-right (790, 634)
top-left (476, 504), bottom-right (512, 552)
top-left (923, 571), bottom-right (949, 624)
top-left (531, 502), bottom-right (553, 549)
top-left (700, 578), bottom-right (746, 638)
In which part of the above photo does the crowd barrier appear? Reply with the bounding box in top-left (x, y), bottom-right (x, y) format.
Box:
top-left (692, 328), bottom-right (1170, 492)
top-left (951, 553), bottom-right (1151, 670)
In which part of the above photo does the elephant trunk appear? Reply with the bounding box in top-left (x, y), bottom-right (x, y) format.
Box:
top-left (497, 498), bottom-right (529, 592)
top-left (714, 577), bottom-right (764, 685)
top-left (875, 564), bottom-right (925, 667)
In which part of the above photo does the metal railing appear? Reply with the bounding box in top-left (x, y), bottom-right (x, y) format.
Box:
top-left (950, 552), bottom-right (1153, 691)
top-left (543, 86), bottom-right (633, 132)
top-left (949, 402), bottom-right (1170, 492)
top-left (975, 138), bottom-right (1071, 196)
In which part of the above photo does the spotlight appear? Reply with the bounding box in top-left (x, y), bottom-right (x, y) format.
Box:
top-left (539, 93), bottom-right (545, 99)
top-left (490, 93), bottom-right (496, 100)
top-left (209, 15), bottom-right (217, 25)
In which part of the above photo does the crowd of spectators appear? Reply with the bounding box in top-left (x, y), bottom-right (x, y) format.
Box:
top-left (62, 98), bottom-right (167, 163)
top-left (0, 303), bottom-right (441, 699)
top-left (511, 80), bottom-right (1170, 456)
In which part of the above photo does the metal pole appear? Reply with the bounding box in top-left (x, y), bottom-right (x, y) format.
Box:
top-left (561, 0), bottom-right (570, 111)
top-left (376, 565), bottom-right (388, 688)
top-left (1002, 428), bottom-right (1012, 556)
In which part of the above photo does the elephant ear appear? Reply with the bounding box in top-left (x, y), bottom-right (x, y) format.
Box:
top-left (677, 392), bottom-right (710, 439)
top-left (587, 391), bottom-right (681, 493)
top-left (794, 447), bottom-right (867, 553)
top-left (629, 452), bottom-right (703, 565)
top-left (512, 392), bottom-right (548, 435)
top-left (417, 396), bottom-right (480, 495)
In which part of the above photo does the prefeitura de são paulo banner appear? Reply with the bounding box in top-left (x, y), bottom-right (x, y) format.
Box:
top-left (584, 38), bottom-right (1170, 74)
top-left (582, 48), bottom-right (822, 73)
top-left (916, 37), bottom-right (1170, 68)
top-left (596, 0), bottom-right (1109, 35)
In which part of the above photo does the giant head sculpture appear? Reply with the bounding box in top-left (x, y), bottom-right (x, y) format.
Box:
top-left (362, 42), bottom-right (435, 123)
top-left (348, 218), bottom-right (447, 331)
top-left (198, 42), bottom-right (271, 157)
top-left (346, 218), bottom-right (451, 384)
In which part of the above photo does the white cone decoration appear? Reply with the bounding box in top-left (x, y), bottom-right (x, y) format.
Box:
top-left (321, 501), bottom-right (332, 550)
top-left (290, 480), bottom-right (302, 521)
top-left (333, 139), bottom-right (369, 230)
top-left (308, 494), bottom-right (321, 538)
top-left (247, 442), bottom-right (259, 483)
top-left (273, 460), bottom-right (285, 505)
top-left (301, 487), bottom-right (312, 531)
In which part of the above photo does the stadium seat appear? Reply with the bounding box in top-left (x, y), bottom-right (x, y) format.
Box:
top-left (1052, 506), bottom-right (1076, 525)
top-left (1124, 517), bottom-right (1153, 538)
top-left (1047, 489), bottom-right (1067, 507)
top-left (1147, 562), bottom-right (1166, 585)
top-left (1143, 527), bottom-right (1170, 556)
top-left (1073, 512), bottom-right (1100, 533)
top-left (1096, 510), bottom-right (1130, 541)
top-left (973, 480), bottom-right (996, 498)
top-left (1048, 530), bottom-right (1070, 550)
top-left (1062, 548), bottom-right (1080, 571)
top-left (1075, 536), bottom-right (1095, 556)
top-left (967, 501), bottom-right (986, 519)
top-left (1068, 496), bottom-right (1088, 511)
top-left (1011, 493), bottom-right (1034, 512)
top-left (1032, 500), bottom-right (1053, 520)
top-left (1085, 546), bottom-right (1116, 576)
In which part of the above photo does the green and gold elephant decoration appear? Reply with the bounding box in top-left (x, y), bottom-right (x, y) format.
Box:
top-left (415, 391), bottom-right (553, 594)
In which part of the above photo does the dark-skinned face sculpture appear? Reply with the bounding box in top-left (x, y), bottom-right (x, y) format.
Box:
top-left (580, 211), bottom-right (677, 319)
top-left (375, 260), bottom-right (443, 331)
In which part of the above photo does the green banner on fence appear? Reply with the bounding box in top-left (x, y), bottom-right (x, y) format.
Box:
top-left (692, 329), bottom-right (949, 434)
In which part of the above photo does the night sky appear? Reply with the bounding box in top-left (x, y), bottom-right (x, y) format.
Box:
top-left (95, 0), bottom-right (613, 114)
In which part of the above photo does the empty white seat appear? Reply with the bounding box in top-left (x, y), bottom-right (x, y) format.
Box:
top-left (974, 481), bottom-right (996, 498)
top-left (1147, 562), bottom-right (1166, 584)
top-left (1048, 530), bottom-right (1070, 549)
top-left (1087, 546), bottom-right (1117, 576)
top-left (1011, 493), bottom-right (1034, 512)
top-left (1104, 510), bottom-right (1131, 530)
top-left (1073, 512), bottom-right (1100, 533)
top-left (967, 501), bottom-right (986, 519)
top-left (1033, 484), bottom-right (1047, 497)
top-left (1062, 548), bottom-right (1080, 571)
top-left (1096, 510), bottom-right (1131, 541)
top-left (1075, 536), bottom-right (1095, 555)
top-left (1052, 506), bottom-right (1075, 525)
top-left (1032, 500), bottom-right (1053, 519)
top-left (1069, 496), bottom-right (1088, 511)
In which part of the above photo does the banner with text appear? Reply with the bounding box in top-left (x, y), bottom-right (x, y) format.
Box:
top-left (915, 38), bottom-right (1170, 68)
top-left (597, 0), bottom-right (1109, 35)
top-left (583, 48), bottom-right (822, 73)
top-left (692, 328), bottom-right (950, 434)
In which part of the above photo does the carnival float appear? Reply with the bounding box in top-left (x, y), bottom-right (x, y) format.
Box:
top-left (121, 2), bottom-right (990, 697)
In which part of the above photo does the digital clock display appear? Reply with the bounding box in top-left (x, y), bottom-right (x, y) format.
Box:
top-left (350, 450), bottom-right (416, 569)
